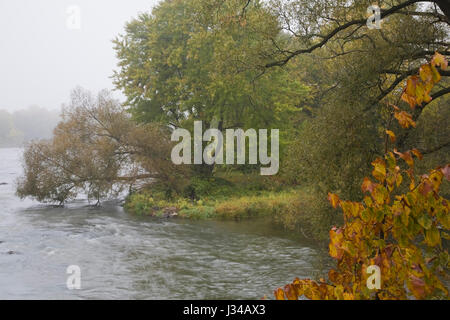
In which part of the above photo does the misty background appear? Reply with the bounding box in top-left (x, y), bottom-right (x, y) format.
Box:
top-left (0, 0), bottom-right (158, 147)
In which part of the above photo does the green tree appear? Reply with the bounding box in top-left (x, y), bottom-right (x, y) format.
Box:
top-left (113, 0), bottom-right (307, 130)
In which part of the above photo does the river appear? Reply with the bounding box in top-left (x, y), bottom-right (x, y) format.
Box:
top-left (0, 148), bottom-right (330, 299)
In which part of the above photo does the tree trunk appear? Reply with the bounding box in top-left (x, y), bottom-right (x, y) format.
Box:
top-left (195, 120), bottom-right (223, 177)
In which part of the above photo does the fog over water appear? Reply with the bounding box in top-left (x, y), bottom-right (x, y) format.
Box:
top-left (0, 0), bottom-right (159, 112)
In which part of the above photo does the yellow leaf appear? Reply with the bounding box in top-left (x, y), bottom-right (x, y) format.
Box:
top-left (419, 64), bottom-right (433, 82)
top-left (430, 65), bottom-right (441, 83)
top-left (396, 172), bottom-right (403, 187)
top-left (371, 158), bottom-right (386, 182)
top-left (372, 185), bottom-right (388, 205)
top-left (385, 130), bottom-right (396, 143)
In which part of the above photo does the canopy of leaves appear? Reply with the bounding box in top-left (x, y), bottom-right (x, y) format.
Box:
top-left (113, 0), bottom-right (308, 130)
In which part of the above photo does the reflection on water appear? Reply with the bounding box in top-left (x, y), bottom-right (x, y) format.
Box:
top-left (0, 148), bottom-right (331, 299)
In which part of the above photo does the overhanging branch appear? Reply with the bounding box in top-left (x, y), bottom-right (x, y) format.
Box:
top-left (265, 0), bottom-right (436, 68)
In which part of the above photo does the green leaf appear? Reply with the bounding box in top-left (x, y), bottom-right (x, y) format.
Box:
top-left (417, 214), bottom-right (432, 230)
top-left (425, 227), bottom-right (441, 247)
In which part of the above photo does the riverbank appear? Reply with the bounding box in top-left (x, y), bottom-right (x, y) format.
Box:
top-left (124, 173), bottom-right (335, 241)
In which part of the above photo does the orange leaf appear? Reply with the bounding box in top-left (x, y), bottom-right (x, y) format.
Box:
top-left (361, 177), bottom-right (375, 193)
top-left (385, 130), bottom-right (396, 143)
top-left (401, 92), bottom-right (417, 109)
top-left (328, 269), bottom-right (340, 284)
top-left (419, 179), bottom-right (433, 196)
top-left (284, 284), bottom-right (298, 300)
top-left (405, 76), bottom-right (418, 96)
top-left (394, 149), bottom-right (414, 167)
top-left (274, 288), bottom-right (285, 300)
top-left (394, 110), bottom-right (416, 128)
top-left (411, 148), bottom-right (423, 160)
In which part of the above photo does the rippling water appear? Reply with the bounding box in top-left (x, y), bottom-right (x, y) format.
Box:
top-left (0, 148), bottom-right (330, 299)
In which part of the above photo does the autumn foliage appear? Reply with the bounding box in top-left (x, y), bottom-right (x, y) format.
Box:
top-left (275, 53), bottom-right (449, 300)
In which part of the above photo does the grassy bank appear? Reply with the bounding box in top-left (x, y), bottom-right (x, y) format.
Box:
top-left (124, 172), bottom-right (337, 240)
top-left (126, 188), bottom-right (298, 219)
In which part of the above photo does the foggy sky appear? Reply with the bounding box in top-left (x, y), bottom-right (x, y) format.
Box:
top-left (0, 0), bottom-right (159, 112)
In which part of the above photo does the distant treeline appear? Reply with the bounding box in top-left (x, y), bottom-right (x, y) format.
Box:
top-left (0, 106), bottom-right (60, 147)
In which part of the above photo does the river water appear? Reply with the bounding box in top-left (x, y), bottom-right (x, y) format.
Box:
top-left (0, 148), bottom-right (330, 299)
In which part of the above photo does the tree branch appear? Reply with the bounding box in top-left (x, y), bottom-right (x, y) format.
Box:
top-left (265, 0), bottom-right (435, 68)
top-left (396, 86), bottom-right (450, 149)
top-left (383, 68), bottom-right (450, 77)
